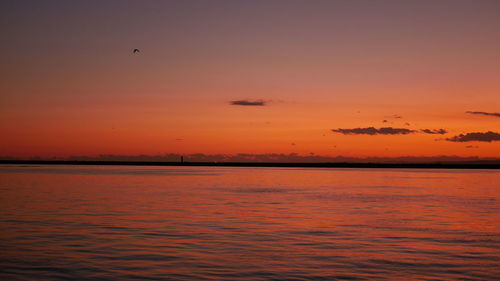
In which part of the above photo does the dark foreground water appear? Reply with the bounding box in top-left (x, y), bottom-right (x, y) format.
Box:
top-left (0, 165), bottom-right (499, 280)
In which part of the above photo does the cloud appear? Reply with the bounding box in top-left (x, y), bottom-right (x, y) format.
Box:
top-left (385, 114), bottom-right (403, 119)
top-left (22, 153), bottom-right (498, 164)
top-left (446, 131), bottom-right (500, 142)
top-left (332, 126), bottom-right (449, 136)
top-left (466, 111), bottom-right (500, 117)
top-left (332, 127), bottom-right (416, 135)
top-left (230, 99), bottom-right (266, 106)
top-left (420, 129), bottom-right (447, 135)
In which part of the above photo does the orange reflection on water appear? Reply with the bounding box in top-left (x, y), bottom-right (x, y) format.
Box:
top-left (0, 165), bottom-right (499, 280)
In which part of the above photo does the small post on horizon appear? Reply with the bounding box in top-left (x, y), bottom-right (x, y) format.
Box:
top-left (181, 155), bottom-right (184, 164)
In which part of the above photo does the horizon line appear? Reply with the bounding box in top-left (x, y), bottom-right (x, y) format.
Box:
top-left (1, 160), bottom-right (499, 169)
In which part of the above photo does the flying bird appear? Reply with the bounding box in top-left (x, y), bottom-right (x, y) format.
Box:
top-left (133, 49), bottom-right (140, 54)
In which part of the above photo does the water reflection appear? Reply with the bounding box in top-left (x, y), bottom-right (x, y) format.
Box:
top-left (0, 165), bottom-right (498, 280)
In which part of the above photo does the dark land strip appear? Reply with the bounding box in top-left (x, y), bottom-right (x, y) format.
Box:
top-left (0, 160), bottom-right (498, 169)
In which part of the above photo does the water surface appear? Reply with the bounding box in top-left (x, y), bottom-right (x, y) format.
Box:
top-left (0, 165), bottom-right (499, 280)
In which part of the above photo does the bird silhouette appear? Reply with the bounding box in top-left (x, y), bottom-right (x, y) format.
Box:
top-left (133, 49), bottom-right (140, 54)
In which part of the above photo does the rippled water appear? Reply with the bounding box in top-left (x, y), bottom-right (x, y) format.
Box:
top-left (0, 165), bottom-right (499, 280)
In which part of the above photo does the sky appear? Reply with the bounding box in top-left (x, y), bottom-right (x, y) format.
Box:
top-left (1, 0), bottom-right (499, 159)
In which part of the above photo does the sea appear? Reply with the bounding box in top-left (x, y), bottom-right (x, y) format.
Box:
top-left (0, 165), bottom-right (498, 280)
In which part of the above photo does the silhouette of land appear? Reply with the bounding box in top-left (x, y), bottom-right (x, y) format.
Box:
top-left (0, 160), bottom-right (498, 169)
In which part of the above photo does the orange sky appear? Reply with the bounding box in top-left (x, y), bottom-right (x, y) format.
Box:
top-left (1, 0), bottom-right (499, 159)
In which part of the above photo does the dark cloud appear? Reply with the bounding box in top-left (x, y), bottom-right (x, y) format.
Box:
top-left (33, 153), bottom-right (498, 164)
top-left (385, 114), bottom-right (402, 119)
top-left (446, 131), bottom-right (500, 142)
top-left (230, 99), bottom-right (266, 106)
top-left (332, 126), bottom-right (450, 136)
top-left (466, 111), bottom-right (500, 117)
top-left (332, 127), bottom-right (416, 135)
top-left (465, 145), bottom-right (479, 149)
top-left (420, 129), bottom-right (447, 135)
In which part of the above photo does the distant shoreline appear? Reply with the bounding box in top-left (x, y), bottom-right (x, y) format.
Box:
top-left (0, 160), bottom-right (498, 169)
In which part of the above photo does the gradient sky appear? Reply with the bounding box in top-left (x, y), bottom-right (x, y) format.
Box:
top-left (1, 0), bottom-right (499, 158)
